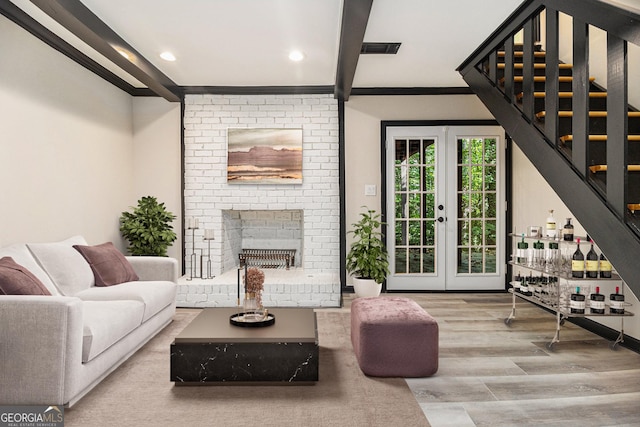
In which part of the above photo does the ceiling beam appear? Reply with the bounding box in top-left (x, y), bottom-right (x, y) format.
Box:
top-left (335, 0), bottom-right (373, 101)
top-left (30, 0), bottom-right (181, 102)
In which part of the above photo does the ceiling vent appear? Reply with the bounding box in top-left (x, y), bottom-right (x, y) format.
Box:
top-left (360, 42), bottom-right (401, 54)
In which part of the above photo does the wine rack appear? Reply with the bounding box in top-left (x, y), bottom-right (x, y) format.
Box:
top-left (506, 234), bottom-right (633, 351)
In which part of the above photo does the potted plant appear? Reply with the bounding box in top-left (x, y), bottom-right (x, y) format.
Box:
top-left (119, 196), bottom-right (177, 256)
top-left (346, 207), bottom-right (390, 297)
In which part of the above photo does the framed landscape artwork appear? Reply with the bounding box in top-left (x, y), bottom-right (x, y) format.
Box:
top-left (227, 128), bottom-right (303, 184)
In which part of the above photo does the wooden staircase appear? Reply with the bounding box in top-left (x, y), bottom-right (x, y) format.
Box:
top-left (496, 46), bottom-right (640, 218)
top-left (457, 0), bottom-right (640, 300)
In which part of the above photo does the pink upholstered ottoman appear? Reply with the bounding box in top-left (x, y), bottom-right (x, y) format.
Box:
top-left (350, 297), bottom-right (438, 377)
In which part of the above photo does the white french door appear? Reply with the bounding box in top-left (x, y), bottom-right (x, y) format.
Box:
top-left (385, 126), bottom-right (506, 291)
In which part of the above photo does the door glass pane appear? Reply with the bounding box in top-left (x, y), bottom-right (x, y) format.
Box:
top-left (457, 248), bottom-right (469, 273)
top-left (409, 194), bottom-right (421, 218)
top-left (485, 248), bottom-right (497, 273)
top-left (409, 166), bottom-right (421, 191)
top-left (409, 221), bottom-right (421, 245)
top-left (485, 138), bottom-right (497, 164)
top-left (409, 248), bottom-right (421, 273)
top-left (424, 166), bottom-right (435, 190)
top-left (422, 248), bottom-right (435, 273)
top-left (395, 220), bottom-right (407, 245)
top-left (423, 220), bottom-right (435, 246)
top-left (423, 193), bottom-right (435, 218)
top-left (470, 247), bottom-right (483, 273)
top-left (395, 248), bottom-right (407, 274)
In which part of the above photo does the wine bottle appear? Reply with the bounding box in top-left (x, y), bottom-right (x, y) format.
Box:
top-left (610, 286), bottom-right (625, 314)
top-left (570, 286), bottom-right (585, 314)
top-left (571, 238), bottom-right (584, 278)
top-left (590, 286), bottom-right (605, 314)
top-left (516, 234), bottom-right (528, 264)
top-left (562, 217), bottom-right (574, 241)
top-left (599, 253), bottom-right (612, 278)
top-left (546, 209), bottom-right (557, 238)
top-left (585, 239), bottom-right (599, 279)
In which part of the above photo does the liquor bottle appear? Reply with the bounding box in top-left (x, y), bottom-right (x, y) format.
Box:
top-left (571, 238), bottom-right (584, 278)
top-left (570, 286), bottom-right (586, 314)
top-left (610, 286), bottom-right (625, 314)
top-left (590, 286), bottom-right (605, 314)
top-left (562, 218), bottom-right (574, 241)
top-left (513, 271), bottom-right (523, 291)
top-left (585, 239), bottom-right (599, 279)
top-left (546, 209), bottom-right (557, 238)
top-left (520, 272), bottom-right (533, 296)
top-left (529, 240), bottom-right (542, 268)
top-left (516, 234), bottom-right (528, 264)
top-left (599, 253), bottom-right (612, 278)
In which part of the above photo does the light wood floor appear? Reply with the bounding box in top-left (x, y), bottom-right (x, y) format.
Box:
top-left (343, 293), bottom-right (640, 427)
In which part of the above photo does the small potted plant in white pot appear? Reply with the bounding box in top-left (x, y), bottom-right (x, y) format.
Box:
top-left (346, 207), bottom-right (390, 298)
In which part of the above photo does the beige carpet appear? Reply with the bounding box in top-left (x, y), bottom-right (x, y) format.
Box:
top-left (65, 308), bottom-right (429, 427)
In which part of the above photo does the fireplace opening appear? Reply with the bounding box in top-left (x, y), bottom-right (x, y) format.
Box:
top-left (222, 209), bottom-right (303, 273)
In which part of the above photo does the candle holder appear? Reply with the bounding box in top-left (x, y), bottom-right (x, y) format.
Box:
top-left (203, 230), bottom-right (215, 279)
top-left (186, 220), bottom-right (199, 281)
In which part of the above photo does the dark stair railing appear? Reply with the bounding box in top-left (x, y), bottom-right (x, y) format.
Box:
top-left (458, 0), bottom-right (640, 298)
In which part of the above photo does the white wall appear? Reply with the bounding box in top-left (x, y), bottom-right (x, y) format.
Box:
top-left (513, 144), bottom-right (640, 340)
top-left (0, 15), bottom-right (134, 249)
top-left (132, 98), bottom-right (182, 263)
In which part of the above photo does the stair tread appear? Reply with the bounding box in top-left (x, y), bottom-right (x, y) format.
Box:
top-left (630, 204), bottom-right (640, 212)
top-left (498, 63), bottom-right (573, 69)
top-left (506, 76), bottom-right (595, 83)
top-left (559, 134), bottom-right (640, 142)
top-left (498, 51), bottom-right (546, 57)
top-left (516, 91), bottom-right (607, 100)
top-left (537, 111), bottom-right (640, 118)
top-left (589, 164), bottom-right (640, 173)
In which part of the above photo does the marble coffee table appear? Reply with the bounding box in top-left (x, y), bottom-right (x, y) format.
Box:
top-left (170, 307), bottom-right (318, 383)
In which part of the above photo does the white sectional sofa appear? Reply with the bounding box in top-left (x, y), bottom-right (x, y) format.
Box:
top-left (0, 236), bottom-right (178, 407)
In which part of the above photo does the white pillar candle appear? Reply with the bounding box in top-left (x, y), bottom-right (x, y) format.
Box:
top-left (205, 229), bottom-right (214, 240)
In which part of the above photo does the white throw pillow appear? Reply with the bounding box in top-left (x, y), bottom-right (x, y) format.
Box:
top-left (0, 243), bottom-right (60, 296)
top-left (27, 236), bottom-right (94, 296)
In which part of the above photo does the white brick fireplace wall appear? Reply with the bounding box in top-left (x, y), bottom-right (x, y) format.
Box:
top-left (180, 93), bottom-right (340, 307)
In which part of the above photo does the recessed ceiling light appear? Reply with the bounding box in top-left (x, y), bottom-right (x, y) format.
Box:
top-left (160, 51), bottom-right (176, 62)
top-left (288, 50), bottom-right (304, 62)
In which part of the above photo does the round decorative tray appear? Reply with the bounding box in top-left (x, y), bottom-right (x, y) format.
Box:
top-left (230, 312), bottom-right (276, 328)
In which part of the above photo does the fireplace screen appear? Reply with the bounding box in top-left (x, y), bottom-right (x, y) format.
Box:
top-left (239, 249), bottom-right (296, 270)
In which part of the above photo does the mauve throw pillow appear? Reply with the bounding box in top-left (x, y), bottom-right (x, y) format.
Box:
top-left (0, 257), bottom-right (52, 295)
top-left (73, 242), bottom-right (139, 287)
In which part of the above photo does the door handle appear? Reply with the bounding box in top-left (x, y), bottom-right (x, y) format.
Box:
top-left (438, 217), bottom-right (445, 223)
top-left (438, 205), bottom-right (444, 211)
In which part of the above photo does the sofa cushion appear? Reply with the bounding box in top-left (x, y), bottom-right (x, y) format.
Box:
top-left (0, 257), bottom-right (51, 296)
top-left (27, 236), bottom-right (94, 296)
top-left (73, 242), bottom-right (139, 287)
top-left (81, 300), bottom-right (145, 362)
top-left (75, 280), bottom-right (176, 322)
top-left (0, 244), bottom-right (60, 295)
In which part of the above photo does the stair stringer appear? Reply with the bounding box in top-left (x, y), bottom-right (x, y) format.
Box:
top-left (462, 65), bottom-right (640, 298)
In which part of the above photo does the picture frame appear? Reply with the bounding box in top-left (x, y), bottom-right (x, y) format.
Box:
top-left (227, 128), bottom-right (303, 184)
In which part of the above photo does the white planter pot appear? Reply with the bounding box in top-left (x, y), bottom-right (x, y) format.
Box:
top-left (352, 277), bottom-right (382, 298)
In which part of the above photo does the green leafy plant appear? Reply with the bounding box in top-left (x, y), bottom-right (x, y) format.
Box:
top-left (346, 207), bottom-right (390, 284)
top-left (119, 196), bottom-right (177, 256)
